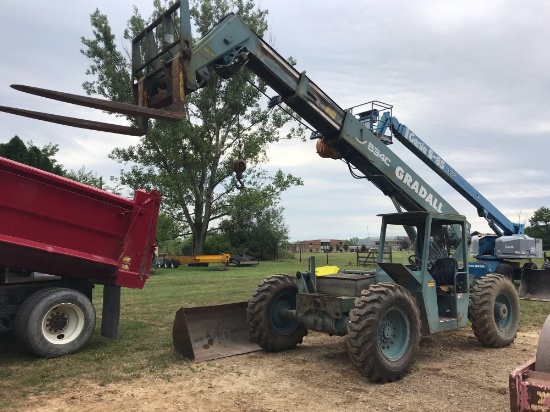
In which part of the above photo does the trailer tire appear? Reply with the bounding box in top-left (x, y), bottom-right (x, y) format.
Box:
top-left (246, 274), bottom-right (307, 352)
top-left (347, 283), bottom-right (421, 383)
top-left (13, 288), bottom-right (96, 358)
top-left (170, 259), bottom-right (179, 269)
top-left (469, 274), bottom-right (519, 347)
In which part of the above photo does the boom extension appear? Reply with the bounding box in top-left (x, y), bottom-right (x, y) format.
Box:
top-left (187, 12), bottom-right (458, 218)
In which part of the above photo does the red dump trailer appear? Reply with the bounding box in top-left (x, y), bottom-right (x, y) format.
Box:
top-left (0, 157), bottom-right (160, 357)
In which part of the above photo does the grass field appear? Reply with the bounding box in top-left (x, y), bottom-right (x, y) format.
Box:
top-left (1, 251), bottom-right (549, 408)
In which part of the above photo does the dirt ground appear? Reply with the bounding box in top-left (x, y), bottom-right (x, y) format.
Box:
top-left (14, 328), bottom-right (538, 412)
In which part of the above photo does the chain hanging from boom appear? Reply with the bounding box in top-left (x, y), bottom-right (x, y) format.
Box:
top-left (232, 75), bottom-right (246, 190)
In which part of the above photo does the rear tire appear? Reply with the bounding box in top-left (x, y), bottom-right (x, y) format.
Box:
top-left (469, 274), bottom-right (519, 347)
top-left (14, 288), bottom-right (96, 357)
top-left (494, 263), bottom-right (514, 282)
top-left (246, 274), bottom-right (307, 352)
top-left (347, 283), bottom-right (421, 382)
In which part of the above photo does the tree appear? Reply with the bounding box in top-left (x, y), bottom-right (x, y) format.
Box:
top-left (0, 136), bottom-right (64, 175)
top-left (80, 0), bottom-right (303, 254)
top-left (217, 187), bottom-right (289, 260)
top-left (525, 207), bottom-right (550, 249)
top-left (65, 166), bottom-right (104, 189)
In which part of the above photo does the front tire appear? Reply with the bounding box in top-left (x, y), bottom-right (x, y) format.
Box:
top-left (246, 274), bottom-right (307, 352)
top-left (469, 274), bottom-right (519, 347)
top-left (347, 283), bottom-right (421, 383)
top-left (14, 288), bottom-right (96, 357)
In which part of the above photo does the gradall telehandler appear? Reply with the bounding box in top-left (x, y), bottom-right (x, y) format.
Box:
top-left (2, 1), bottom-right (546, 382)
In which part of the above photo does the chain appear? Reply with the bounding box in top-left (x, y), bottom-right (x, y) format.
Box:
top-left (233, 75), bottom-right (246, 190)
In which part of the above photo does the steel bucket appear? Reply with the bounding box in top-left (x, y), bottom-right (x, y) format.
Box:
top-left (519, 268), bottom-right (550, 301)
top-left (172, 301), bottom-right (261, 362)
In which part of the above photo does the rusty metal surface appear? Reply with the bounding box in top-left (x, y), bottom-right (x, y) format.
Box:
top-left (520, 269), bottom-right (550, 301)
top-left (172, 302), bottom-right (260, 362)
top-left (12, 84), bottom-right (185, 120)
top-left (510, 359), bottom-right (550, 412)
top-left (0, 105), bottom-right (145, 136)
top-left (0, 83), bottom-right (187, 136)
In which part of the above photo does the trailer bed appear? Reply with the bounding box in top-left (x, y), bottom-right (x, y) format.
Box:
top-left (0, 157), bottom-right (160, 289)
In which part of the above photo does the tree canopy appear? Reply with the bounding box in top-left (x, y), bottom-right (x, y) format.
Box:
top-left (0, 136), bottom-right (64, 175)
top-left (80, 0), bottom-right (303, 254)
top-left (525, 206), bottom-right (550, 249)
top-left (217, 187), bottom-right (288, 260)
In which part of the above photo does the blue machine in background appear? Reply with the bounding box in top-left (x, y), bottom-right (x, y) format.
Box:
top-left (372, 108), bottom-right (542, 279)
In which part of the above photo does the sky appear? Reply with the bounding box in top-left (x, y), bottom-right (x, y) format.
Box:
top-left (0, 0), bottom-right (549, 242)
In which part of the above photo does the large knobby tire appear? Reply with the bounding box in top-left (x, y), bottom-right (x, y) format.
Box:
top-left (494, 263), bottom-right (514, 282)
top-left (469, 274), bottom-right (519, 347)
top-left (246, 274), bottom-right (307, 352)
top-left (347, 283), bottom-right (421, 383)
top-left (13, 288), bottom-right (96, 358)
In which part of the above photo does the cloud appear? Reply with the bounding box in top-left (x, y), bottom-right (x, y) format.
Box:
top-left (0, 0), bottom-right (548, 242)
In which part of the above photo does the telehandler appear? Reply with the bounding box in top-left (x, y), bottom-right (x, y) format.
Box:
top-left (1, 0), bottom-right (542, 381)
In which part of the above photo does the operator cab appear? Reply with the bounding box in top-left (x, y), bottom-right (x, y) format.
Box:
top-left (375, 211), bottom-right (470, 334)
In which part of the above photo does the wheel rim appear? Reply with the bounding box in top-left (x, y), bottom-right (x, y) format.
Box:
top-left (494, 292), bottom-right (513, 331)
top-left (41, 303), bottom-right (85, 345)
top-left (270, 292), bottom-right (299, 335)
top-left (378, 306), bottom-right (410, 361)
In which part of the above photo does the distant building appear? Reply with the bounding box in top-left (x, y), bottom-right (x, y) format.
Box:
top-left (288, 239), bottom-right (346, 253)
top-left (289, 236), bottom-right (411, 253)
top-left (352, 236), bottom-right (411, 252)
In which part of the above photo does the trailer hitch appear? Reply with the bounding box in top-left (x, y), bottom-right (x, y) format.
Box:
top-left (0, 1), bottom-right (195, 136)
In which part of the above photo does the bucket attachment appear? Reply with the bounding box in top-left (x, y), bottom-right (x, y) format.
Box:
top-left (172, 302), bottom-right (261, 362)
top-left (519, 268), bottom-right (550, 301)
top-left (0, 1), bottom-right (196, 136)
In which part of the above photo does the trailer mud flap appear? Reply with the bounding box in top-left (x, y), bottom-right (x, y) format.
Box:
top-left (519, 268), bottom-right (550, 301)
top-left (172, 302), bottom-right (261, 362)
